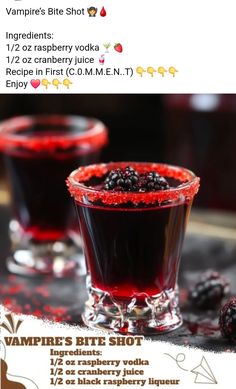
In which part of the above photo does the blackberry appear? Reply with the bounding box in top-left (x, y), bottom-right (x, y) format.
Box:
top-left (189, 271), bottom-right (230, 309)
top-left (140, 172), bottom-right (170, 192)
top-left (104, 166), bottom-right (139, 191)
top-left (103, 166), bottom-right (170, 193)
top-left (219, 298), bottom-right (236, 341)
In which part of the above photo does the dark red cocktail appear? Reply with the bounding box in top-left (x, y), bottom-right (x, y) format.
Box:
top-left (67, 162), bottom-right (200, 334)
top-left (0, 116), bottom-right (108, 276)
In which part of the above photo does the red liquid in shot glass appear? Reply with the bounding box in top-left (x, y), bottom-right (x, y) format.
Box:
top-left (77, 200), bottom-right (191, 298)
top-left (5, 148), bottom-right (100, 242)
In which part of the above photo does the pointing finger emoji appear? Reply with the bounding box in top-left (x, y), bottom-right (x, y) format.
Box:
top-left (158, 67), bottom-right (167, 77)
top-left (136, 67), bottom-right (146, 77)
top-left (52, 79), bottom-right (62, 89)
top-left (41, 79), bottom-right (51, 89)
top-left (169, 67), bottom-right (178, 77)
top-left (147, 67), bottom-right (156, 77)
top-left (63, 79), bottom-right (73, 89)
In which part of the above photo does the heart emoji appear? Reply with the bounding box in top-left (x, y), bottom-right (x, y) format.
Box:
top-left (114, 43), bottom-right (123, 53)
top-left (30, 79), bottom-right (40, 89)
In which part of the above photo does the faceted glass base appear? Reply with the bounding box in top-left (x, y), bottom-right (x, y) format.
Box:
top-left (7, 241), bottom-right (86, 278)
top-left (83, 284), bottom-right (182, 335)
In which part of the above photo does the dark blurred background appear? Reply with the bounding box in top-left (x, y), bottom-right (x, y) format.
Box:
top-left (0, 94), bottom-right (236, 211)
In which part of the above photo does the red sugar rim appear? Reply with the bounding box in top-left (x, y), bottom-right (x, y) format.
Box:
top-left (0, 115), bottom-right (108, 152)
top-left (67, 162), bottom-right (200, 205)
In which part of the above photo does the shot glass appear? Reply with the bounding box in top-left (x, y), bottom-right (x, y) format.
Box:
top-left (0, 115), bottom-right (108, 277)
top-left (67, 162), bottom-right (200, 334)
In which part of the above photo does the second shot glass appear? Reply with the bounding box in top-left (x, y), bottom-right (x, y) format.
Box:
top-left (0, 115), bottom-right (108, 277)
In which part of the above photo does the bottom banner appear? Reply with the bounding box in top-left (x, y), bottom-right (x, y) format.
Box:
top-left (0, 306), bottom-right (235, 389)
